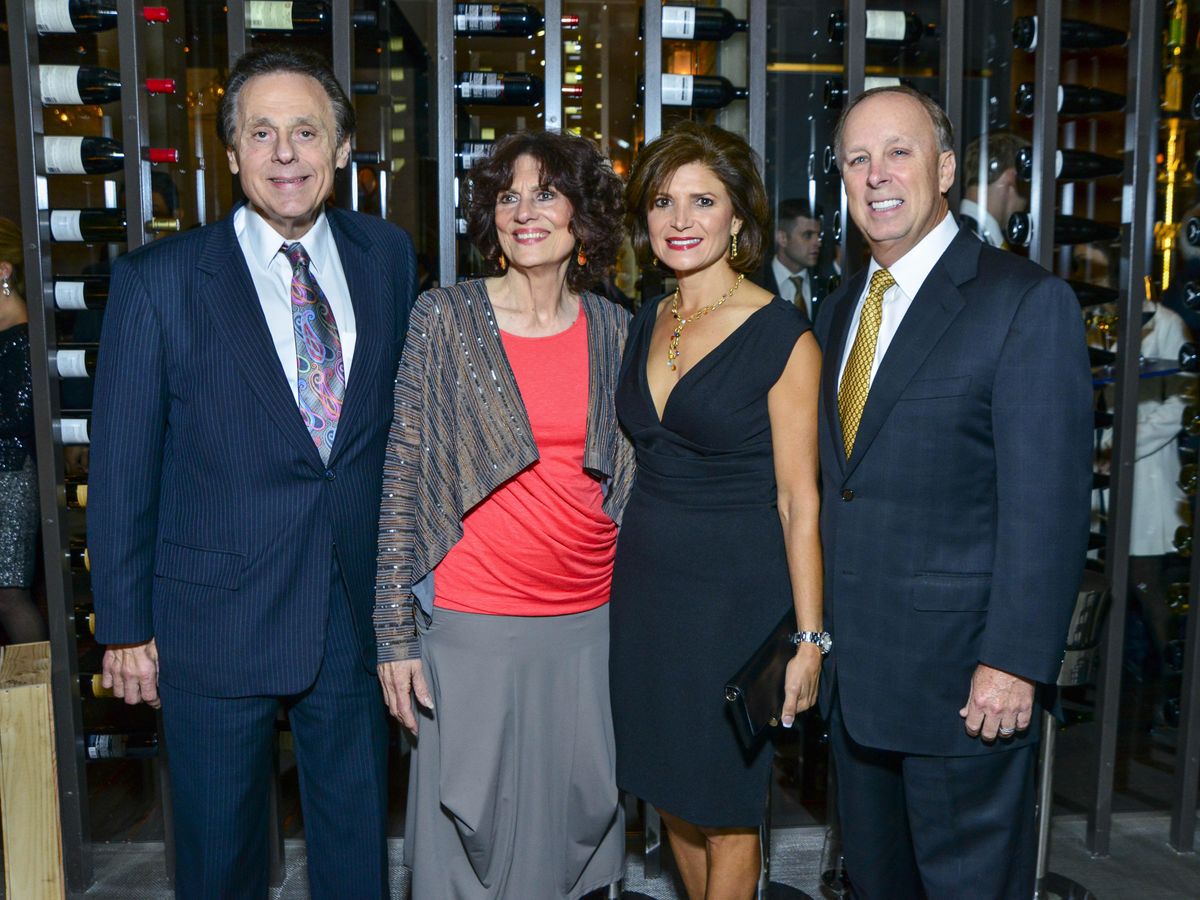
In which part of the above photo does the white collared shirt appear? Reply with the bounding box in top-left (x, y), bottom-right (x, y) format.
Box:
top-left (837, 212), bottom-right (959, 387)
top-left (234, 206), bottom-right (357, 404)
top-left (772, 256), bottom-right (812, 317)
top-left (959, 197), bottom-right (1004, 248)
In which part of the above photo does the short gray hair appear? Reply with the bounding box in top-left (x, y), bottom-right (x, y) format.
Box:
top-left (832, 85), bottom-right (954, 165)
top-left (218, 46), bottom-right (355, 148)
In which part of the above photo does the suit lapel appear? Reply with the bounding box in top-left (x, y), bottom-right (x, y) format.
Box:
top-left (820, 269), bottom-right (868, 477)
top-left (197, 214), bottom-right (325, 470)
top-left (841, 234), bottom-right (977, 480)
top-left (327, 209), bottom-right (385, 465)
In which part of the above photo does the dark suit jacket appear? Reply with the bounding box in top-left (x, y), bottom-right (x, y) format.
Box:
top-left (814, 228), bottom-right (1093, 757)
top-left (89, 206), bottom-right (417, 698)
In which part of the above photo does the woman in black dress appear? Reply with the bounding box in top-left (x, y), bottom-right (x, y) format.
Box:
top-left (610, 122), bottom-right (823, 898)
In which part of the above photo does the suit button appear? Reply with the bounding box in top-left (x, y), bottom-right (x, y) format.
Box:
top-left (325, 469), bottom-right (336, 481)
top-left (841, 489), bottom-right (854, 501)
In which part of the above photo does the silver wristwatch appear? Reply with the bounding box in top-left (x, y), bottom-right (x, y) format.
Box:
top-left (791, 631), bottom-right (833, 656)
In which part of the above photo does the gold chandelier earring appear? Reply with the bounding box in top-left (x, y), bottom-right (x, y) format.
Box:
top-left (729, 230), bottom-right (739, 260)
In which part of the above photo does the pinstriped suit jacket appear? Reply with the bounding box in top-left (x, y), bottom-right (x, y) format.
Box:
top-left (88, 206), bottom-right (418, 697)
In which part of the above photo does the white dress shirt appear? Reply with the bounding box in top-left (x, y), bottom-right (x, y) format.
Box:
top-left (837, 212), bottom-right (959, 387)
top-left (772, 256), bottom-right (812, 318)
top-left (234, 206), bottom-right (357, 404)
top-left (959, 197), bottom-right (1005, 248)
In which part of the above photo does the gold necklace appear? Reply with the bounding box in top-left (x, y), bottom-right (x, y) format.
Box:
top-left (666, 273), bottom-right (745, 371)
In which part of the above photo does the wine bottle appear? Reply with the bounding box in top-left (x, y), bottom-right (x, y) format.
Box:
top-left (58, 415), bottom-right (91, 445)
top-left (65, 479), bottom-right (88, 509)
top-left (1011, 16), bottom-right (1128, 52)
top-left (145, 147), bottom-right (179, 164)
top-left (823, 76), bottom-right (912, 110)
top-left (1184, 281), bottom-right (1200, 311)
top-left (1183, 404), bottom-right (1200, 436)
top-left (457, 140), bottom-right (494, 170)
top-left (1181, 463), bottom-right (1198, 496)
top-left (54, 345), bottom-right (98, 379)
top-left (39, 66), bottom-right (174, 105)
top-left (455, 71), bottom-right (543, 106)
top-left (148, 218), bottom-right (180, 234)
top-left (657, 74), bottom-right (747, 109)
top-left (245, 1), bottom-right (376, 32)
top-left (1015, 147), bottom-right (1123, 182)
top-left (69, 539), bottom-right (91, 572)
top-left (1186, 217), bottom-right (1200, 247)
top-left (1175, 523), bottom-right (1192, 556)
top-left (1068, 280), bottom-right (1119, 308)
top-left (1191, 91), bottom-right (1200, 120)
top-left (86, 731), bottom-right (158, 759)
top-left (351, 82), bottom-right (379, 95)
top-left (1180, 341), bottom-right (1199, 373)
top-left (1164, 640), bottom-right (1186, 672)
top-left (1167, 582), bottom-right (1190, 614)
top-left (1006, 212), bottom-right (1119, 247)
top-left (80, 673), bottom-right (114, 699)
top-left (41, 135), bottom-right (123, 175)
top-left (1163, 697), bottom-right (1182, 727)
top-left (662, 6), bottom-right (748, 42)
top-left (49, 209), bottom-right (127, 243)
top-left (35, 1), bottom-right (170, 34)
top-left (828, 10), bottom-right (932, 45)
top-left (351, 150), bottom-right (381, 165)
top-left (453, 4), bottom-right (578, 36)
top-left (75, 605), bottom-right (96, 637)
top-left (53, 277), bottom-right (108, 311)
top-left (1016, 83), bottom-right (1126, 117)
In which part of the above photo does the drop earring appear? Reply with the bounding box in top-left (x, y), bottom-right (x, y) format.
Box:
top-left (576, 243), bottom-right (587, 266)
top-left (1, 279), bottom-right (10, 297)
top-left (729, 231), bottom-right (739, 260)
top-left (497, 252), bottom-right (507, 271)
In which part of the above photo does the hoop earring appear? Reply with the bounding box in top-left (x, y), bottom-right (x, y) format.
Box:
top-left (497, 252), bottom-right (507, 271)
top-left (729, 231), bottom-right (739, 260)
top-left (576, 243), bottom-right (587, 266)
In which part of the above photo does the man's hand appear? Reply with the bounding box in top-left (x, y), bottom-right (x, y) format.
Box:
top-left (959, 663), bottom-right (1034, 741)
top-left (102, 639), bottom-right (161, 709)
top-left (378, 659), bottom-right (433, 734)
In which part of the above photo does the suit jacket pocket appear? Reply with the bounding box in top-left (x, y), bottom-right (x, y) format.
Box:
top-left (154, 540), bottom-right (245, 591)
top-left (897, 375), bottom-right (971, 401)
top-left (912, 572), bottom-right (991, 611)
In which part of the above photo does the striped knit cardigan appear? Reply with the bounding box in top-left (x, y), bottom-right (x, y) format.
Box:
top-left (374, 279), bottom-right (636, 663)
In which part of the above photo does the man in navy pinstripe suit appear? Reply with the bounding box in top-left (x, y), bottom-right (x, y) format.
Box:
top-left (88, 48), bottom-right (417, 898)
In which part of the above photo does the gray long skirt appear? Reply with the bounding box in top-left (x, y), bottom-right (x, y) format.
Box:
top-left (405, 603), bottom-right (624, 899)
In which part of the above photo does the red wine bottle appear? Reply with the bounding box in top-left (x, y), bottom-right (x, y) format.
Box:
top-left (245, 1), bottom-right (375, 32)
top-left (39, 66), bottom-right (174, 105)
top-left (454, 71), bottom-right (543, 106)
top-left (457, 140), bottom-right (495, 170)
top-left (58, 415), bottom-right (92, 445)
top-left (823, 76), bottom-right (912, 109)
top-left (657, 74), bottom-right (747, 109)
top-left (452, 4), bottom-right (576, 36)
top-left (1015, 147), bottom-right (1123, 182)
top-left (662, 6), bottom-right (748, 42)
top-left (1185, 217), bottom-right (1200, 247)
top-left (75, 605), bottom-right (96, 636)
top-left (41, 135), bottom-right (123, 175)
top-left (53, 277), bottom-right (109, 310)
top-left (49, 209), bottom-right (127, 243)
top-left (1012, 16), bottom-right (1128, 52)
top-left (86, 731), bottom-right (158, 759)
top-left (1015, 82), bottom-right (1126, 116)
top-left (54, 345), bottom-right (98, 379)
top-left (35, 1), bottom-right (170, 33)
top-left (1183, 281), bottom-right (1200, 311)
top-left (1005, 211), bottom-right (1119, 247)
top-left (828, 10), bottom-right (933, 44)
top-left (68, 538), bottom-right (91, 572)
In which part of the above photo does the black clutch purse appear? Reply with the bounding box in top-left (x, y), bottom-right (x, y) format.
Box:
top-left (724, 608), bottom-right (795, 748)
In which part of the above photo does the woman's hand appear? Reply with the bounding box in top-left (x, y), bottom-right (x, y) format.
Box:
top-left (780, 643), bottom-right (822, 728)
top-left (379, 659), bottom-right (434, 734)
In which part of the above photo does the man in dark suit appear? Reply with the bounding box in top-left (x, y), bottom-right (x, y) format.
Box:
top-left (89, 47), bottom-right (417, 898)
top-left (959, 131), bottom-right (1029, 249)
top-left (814, 86), bottom-right (1092, 899)
top-left (754, 197), bottom-right (823, 319)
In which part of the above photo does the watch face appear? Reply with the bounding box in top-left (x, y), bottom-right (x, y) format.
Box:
top-left (819, 633), bottom-right (833, 654)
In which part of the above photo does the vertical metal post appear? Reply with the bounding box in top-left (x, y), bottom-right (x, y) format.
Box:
top-left (939, 0), bottom-right (964, 209)
top-left (1027, 0), bottom-right (1060, 271)
top-left (1172, 519), bottom-right (1200, 850)
top-left (746, 0), bottom-right (767, 160)
top-left (436, 0), bottom-right (456, 285)
top-left (118, 2), bottom-right (151, 251)
top-left (1088, 0), bottom-right (1157, 856)
top-left (5, 0), bottom-right (92, 889)
top-left (642, 0), bottom-right (662, 145)
top-left (839, 0), bottom-right (866, 269)
top-left (543, 0), bottom-right (562, 133)
top-left (226, 0), bottom-right (247, 65)
top-left (331, 0), bottom-right (354, 209)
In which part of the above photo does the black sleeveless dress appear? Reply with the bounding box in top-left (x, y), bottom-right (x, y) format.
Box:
top-left (609, 295), bottom-right (812, 827)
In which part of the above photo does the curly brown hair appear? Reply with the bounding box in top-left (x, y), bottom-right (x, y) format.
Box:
top-left (625, 121), bottom-right (771, 275)
top-left (462, 130), bottom-right (625, 292)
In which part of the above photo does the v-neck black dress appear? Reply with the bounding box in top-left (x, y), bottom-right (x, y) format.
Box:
top-left (609, 295), bottom-right (811, 827)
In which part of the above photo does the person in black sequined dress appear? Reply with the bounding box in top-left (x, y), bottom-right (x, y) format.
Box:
top-left (0, 218), bottom-right (46, 643)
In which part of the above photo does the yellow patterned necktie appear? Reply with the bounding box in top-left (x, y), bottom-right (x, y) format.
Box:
top-left (838, 267), bottom-right (895, 457)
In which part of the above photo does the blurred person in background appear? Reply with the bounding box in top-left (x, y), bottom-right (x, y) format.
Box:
top-left (959, 132), bottom-right (1029, 249)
